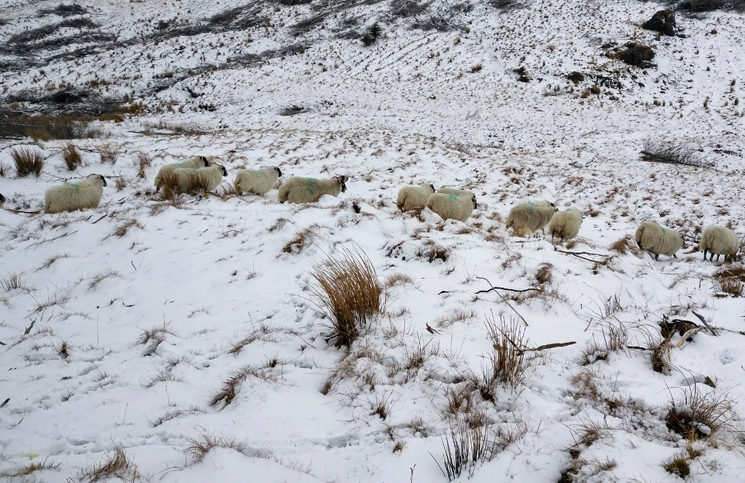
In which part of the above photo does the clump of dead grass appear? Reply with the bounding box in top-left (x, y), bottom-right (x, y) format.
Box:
top-left (481, 315), bottom-right (531, 399)
top-left (113, 219), bottom-right (143, 237)
top-left (98, 143), bottom-right (119, 164)
top-left (712, 265), bottom-right (745, 297)
top-left (77, 447), bottom-right (141, 482)
top-left (0, 458), bottom-right (60, 477)
top-left (210, 365), bottom-right (277, 408)
top-left (665, 383), bottom-right (736, 442)
top-left (61, 142), bottom-right (82, 170)
top-left (184, 433), bottom-right (247, 463)
top-left (282, 227), bottom-right (316, 254)
top-left (310, 247), bottom-right (383, 348)
top-left (12, 147), bottom-right (44, 177)
top-left (433, 418), bottom-right (488, 481)
top-left (136, 152), bottom-right (151, 178)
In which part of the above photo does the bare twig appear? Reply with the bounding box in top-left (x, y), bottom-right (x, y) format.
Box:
top-left (521, 341), bottom-right (576, 352)
top-left (91, 214), bottom-right (108, 224)
top-left (475, 286), bottom-right (540, 295)
top-left (476, 277), bottom-right (529, 326)
top-left (24, 230), bottom-right (78, 250)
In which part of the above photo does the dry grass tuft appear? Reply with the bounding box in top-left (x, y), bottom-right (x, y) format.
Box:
top-left (0, 458), bottom-right (61, 477)
top-left (435, 309), bottom-right (477, 328)
top-left (210, 365), bottom-right (277, 408)
top-left (115, 177), bottom-right (126, 191)
top-left (420, 241), bottom-right (449, 263)
top-left (136, 152), bottom-right (151, 179)
top-left (580, 323), bottom-right (628, 365)
top-left (12, 147), bottom-right (44, 177)
top-left (482, 315), bottom-right (530, 391)
top-left (712, 266), bottom-right (745, 297)
top-left (61, 142), bottom-right (82, 170)
top-left (434, 418), bottom-right (488, 481)
top-left (136, 322), bottom-right (175, 353)
top-left (384, 272), bottom-right (414, 288)
top-left (77, 447), bottom-right (141, 482)
top-left (282, 227), bottom-right (317, 254)
top-left (184, 434), bottom-right (247, 463)
top-left (87, 269), bottom-right (120, 291)
top-left (665, 383), bottom-right (736, 442)
top-left (152, 405), bottom-right (206, 427)
top-left (55, 340), bottom-right (70, 360)
top-left (229, 323), bottom-right (274, 355)
top-left (113, 219), bottom-right (143, 238)
top-left (1, 272), bottom-right (26, 291)
top-left (98, 143), bottom-right (119, 164)
top-left (535, 262), bottom-right (553, 284)
top-left (310, 247), bottom-right (383, 348)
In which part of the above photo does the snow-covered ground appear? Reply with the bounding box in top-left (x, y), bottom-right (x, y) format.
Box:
top-left (1, 1), bottom-right (745, 482)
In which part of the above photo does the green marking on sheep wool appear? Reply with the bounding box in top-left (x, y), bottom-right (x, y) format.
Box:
top-left (70, 183), bottom-right (79, 189)
top-left (661, 227), bottom-right (667, 234)
top-left (306, 178), bottom-right (318, 197)
top-left (448, 194), bottom-right (458, 201)
top-left (525, 202), bottom-right (535, 212)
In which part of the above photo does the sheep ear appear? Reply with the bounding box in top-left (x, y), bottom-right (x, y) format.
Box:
top-left (100, 175), bottom-right (108, 187)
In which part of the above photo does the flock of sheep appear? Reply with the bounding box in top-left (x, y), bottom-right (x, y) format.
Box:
top-left (16, 155), bottom-right (740, 263)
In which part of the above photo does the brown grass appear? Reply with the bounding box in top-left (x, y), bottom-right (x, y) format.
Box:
top-left (229, 323), bottom-right (274, 355)
top-left (435, 418), bottom-right (488, 480)
top-left (713, 266), bottom-right (745, 297)
top-left (115, 177), bottom-right (126, 191)
top-left (113, 219), bottom-right (143, 237)
top-left (136, 322), bottom-right (175, 352)
top-left (309, 247), bottom-right (383, 348)
top-left (151, 405), bottom-right (206, 427)
top-left (184, 433), bottom-right (247, 463)
top-left (210, 365), bottom-right (277, 408)
top-left (98, 143), bottom-right (119, 164)
top-left (384, 272), bottom-right (414, 288)
top-left (665, 383), bottom-right (736, 441)
top-left (62, 142), bottom-right (82, 170)
top-left (0, 458), bottom-right (60, 477)
top-left (482, 315), bottom-right (530, 396)
top-left (535, 262), bottom-right (553, 284)
top-left (283, 227), bottom-right (316, 254)
top-left (77, 447), bottom-right (141, 482)
top-left (136, 152), bottom-right (151, 179)
top-left (87, 269), bottom-right (119, 291)
top-left (12, 147), bottom-right (44, 177)
top-left (580, 323), bottom-right (628, 365)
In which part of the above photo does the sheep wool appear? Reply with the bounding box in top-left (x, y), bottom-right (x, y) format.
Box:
top-left (278, 176), bottom-right (348, 203)
top-left (234, 166), bottom-right (282, 195)
top-left (548, 209), bottom-right (583, 242)
top-left (396, 183), bottom-right (435, 211)
top-left (635, 221), bottom-right (684, 261)
top-left (45, 174), bottom-right (107, 213)
top-left (436, 187), bottom-right (474, 198)
top-left (172, 164), bottom-right (227, 193)
top-left (506, 201), bottom-right (557, 237)
top-left (154, 156), bottom-right (210, 189)
top-left (699, 225), bottom-right (739, 262)
top-left (426, 192), bottom-right (477, 222)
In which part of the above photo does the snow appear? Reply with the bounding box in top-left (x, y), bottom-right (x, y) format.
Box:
top-left (1, 0), bottom-right (745, 482)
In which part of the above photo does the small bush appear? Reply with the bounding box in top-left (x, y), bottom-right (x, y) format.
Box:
top-left (12, 147), bottom-right (44, 177)
top-left (483, 315), bottom-right (530, 391)
top-left (136, 152), bottom-right (151, 178)
top-left (62, 142), bottom-right (82, 170)
top-left (361, 22), bottom-right (382, 46)
top-left (310, 247), bottom-right (383, 348)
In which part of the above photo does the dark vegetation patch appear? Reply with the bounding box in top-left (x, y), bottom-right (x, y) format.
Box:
top-left (8, 18), bottom-right (99, 45)
top-left (639, 140), bottom-right (714, 168)
top-left (0, 112), bottom-right (127, 140)
top-left (280, 105), bottom-right (305, 116)
top-left (642, 10), bottom-right (676, 36)
top-left (488, 0), bottom-right (527, 9)
top-left (278, 0), bottom-right (313, 5)
top-left (607, 42), bottom-right (655, 68)
top-left (677, 0), bottom-right (745, 13)
top-left (361, 22), bottom-right (382, 46)
top-left (391, 0), bottom-right (428, 17)
top-left (38, 4), bottom-right (88, 17)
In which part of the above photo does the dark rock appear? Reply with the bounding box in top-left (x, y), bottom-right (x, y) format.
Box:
top-left (642, 9), bottom-right (675, 36)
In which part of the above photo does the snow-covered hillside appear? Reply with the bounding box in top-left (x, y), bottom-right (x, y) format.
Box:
top-left (1, 1), bottom-right (745, 482)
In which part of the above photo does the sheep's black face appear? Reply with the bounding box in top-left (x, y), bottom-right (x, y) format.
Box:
top-left (472, 195), bottom-right (477, 209)
top-left (99, 175), bottom-right (108, 187)
top-left (221, 166), bottom-right (228, 177)
top-left (276, 167), bottom-right (283, 177)
top-left (0, 193), bottom-right (5, 203)
top-left (335, 176), bottom-right (348, 193)
top-left (429, 183), bottom-right (435, 192)
top-left (200, 156), bottom-right (209, 167)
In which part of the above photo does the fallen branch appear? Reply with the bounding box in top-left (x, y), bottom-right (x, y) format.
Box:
top-left (692, 310), bottom-right (718, 336)
top-left (91, 214), bottom-right (108, 224)
top-left (476, 277), bottom-right (529, 326)
top-left (553, 247), bottom-right (610, 263)
top-left (521, 341), bottom-right (576, 353)
top-left (475, 285), bottom-right (540, 295)
top-left (676, 328), bottom-right (702, 348)
top-left (2, 208), bottom-right (42, 215)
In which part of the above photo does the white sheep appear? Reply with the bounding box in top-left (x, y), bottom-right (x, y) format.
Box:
top-left (278, 176), bottom-right (348, 203)
top-left (154, 156), bottom-right (210, 190)
top-left (505, 201), bottom-right (557, 237)
top-left (234, 166), bottom-right (282, 195)
top-left (396, 183), bottom-right (435, 211)
top-left (699, 225), bottom-right (739, 262)
top-left (436, 187), bottom-right (474, 198)
top-left (426, 192), bottom-right (477, 222)
top-left (635, 221), bottom-right (684, 261)
top-left (45, 174), bottom-right (107, 213)
top-left (171, 164), bottom-right (228, 193)
top-left (548, 209), bottom-right (583, 242)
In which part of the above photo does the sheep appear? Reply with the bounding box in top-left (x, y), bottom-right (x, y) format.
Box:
top-left (505, 201), bottom-right (557, 237)
top-left (436, 187), bottom-right (474, 198)
top-left (635, 221), bottom-right (684, 261)
top-left (426, 192), bottom-right (477, 222)
top-left (154, 156), bottom-right (210, 190)
top-left (171, 164), bottom-right (228, 193)
top-left (548, 209), bottom-right (583, 242)
top-left (699, 225), bottom-right (739, 262)
top-left (45, 174), bottom-right (107, 213)
top-left (278, 176), bottom-right (348, 203)
top-left (234, 166), bottom-right (282, 195)
top-left (396, 183), bottom-right (435, 211)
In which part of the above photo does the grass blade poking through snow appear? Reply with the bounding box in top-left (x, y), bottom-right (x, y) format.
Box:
top-left (310, 247), bottom-right (383, 348)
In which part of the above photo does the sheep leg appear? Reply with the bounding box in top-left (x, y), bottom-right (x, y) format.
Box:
top-left (716, 254), bottom-right (721, 261)
top-left (655, 253), bottom-right (660, 261)
top-left (703, 249), bottom-right (708, 261)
